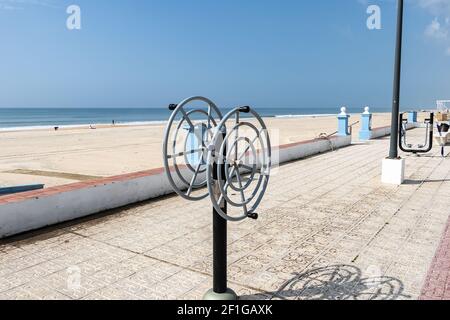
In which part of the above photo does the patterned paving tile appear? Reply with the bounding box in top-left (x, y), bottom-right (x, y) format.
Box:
top-left (1, 130), bottom-right (450, 299)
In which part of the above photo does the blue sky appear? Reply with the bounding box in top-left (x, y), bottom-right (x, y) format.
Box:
top-left (0, 0), bottom-right (449, 109)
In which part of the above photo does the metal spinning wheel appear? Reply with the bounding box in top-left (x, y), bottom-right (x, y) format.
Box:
top-left (207, 106), bottom-right (271, 222)
top-left (162, 96), bottom-right (271, 300)
top-left (163, 96), bottom-right (223, 201)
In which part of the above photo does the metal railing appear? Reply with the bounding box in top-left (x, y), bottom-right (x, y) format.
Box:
top-left (322, 121), bottom-right (360, 138)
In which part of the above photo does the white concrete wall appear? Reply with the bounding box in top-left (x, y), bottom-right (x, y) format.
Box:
top-left (273, 136), bottom-right (352, 166)
top-left (0, 172), bottom-right (166, 238)
top-left (0, 136), bottom-right (352, 239)
top-left (371, 123), bottom-right (416, 140)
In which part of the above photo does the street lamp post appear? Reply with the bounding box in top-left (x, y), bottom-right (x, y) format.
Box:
top-left (388, 0), bottom-right (404, 159)
top-left (382, 0), bottom-right (406, 185)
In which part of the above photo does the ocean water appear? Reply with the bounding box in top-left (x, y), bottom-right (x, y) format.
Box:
top-left (0, 107), bottom-right (391, 131)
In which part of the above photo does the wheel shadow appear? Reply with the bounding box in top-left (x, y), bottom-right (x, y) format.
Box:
top-left (403, 179), bottom-right (450, 185)
top-left (240, 265), bottom-right (410, 300)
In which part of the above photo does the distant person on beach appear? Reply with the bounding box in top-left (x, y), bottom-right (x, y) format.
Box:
top-left (112, 120), bottom-right (115, 126)
top-left (54, 127), bottom-right (59, 131)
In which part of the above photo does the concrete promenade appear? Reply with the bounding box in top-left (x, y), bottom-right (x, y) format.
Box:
top-left (1, 129), bottom-right (450, 300)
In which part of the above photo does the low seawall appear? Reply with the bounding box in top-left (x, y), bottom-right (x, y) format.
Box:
top-left (0, 135), bottom-right (351, 238)
top-left (371, 123), bottom-right (416, 140)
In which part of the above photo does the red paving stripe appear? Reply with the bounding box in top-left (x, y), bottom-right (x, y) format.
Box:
top-left (0, 164), bottom-right (187, 205)
top-left (0, 169), bottom-right (165, 205)
top-left (420, 217), bottom-right (450, 300)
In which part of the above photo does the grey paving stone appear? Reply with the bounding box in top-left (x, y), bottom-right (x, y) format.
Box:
top-left (1, 130), bottom-right (449, 300)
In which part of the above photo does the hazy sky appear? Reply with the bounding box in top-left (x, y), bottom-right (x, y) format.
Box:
top-left (0, 0), bottom-right (449, 109)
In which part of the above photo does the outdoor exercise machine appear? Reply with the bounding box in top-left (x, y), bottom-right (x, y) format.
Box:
top-left (435, 122), bottom-right (450, 157)
top-left (434, 101), bottom-right (450, 157)
top-left (399, 112), bottom-right (434, 155)
top-left (162, 96), bottom-right (271, 300)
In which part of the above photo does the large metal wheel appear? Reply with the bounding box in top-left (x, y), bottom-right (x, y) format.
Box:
top-left (206, 107), bottom-right (271, 221)
top-left (163, 96), bottom-right (223, 201)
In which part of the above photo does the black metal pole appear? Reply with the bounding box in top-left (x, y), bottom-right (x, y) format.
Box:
top-left (212, 131), bottom-right (228, 294)
top-left (212, 204), bottom-right (227, 293)
top-left (389, 0), bottom-right (404, 159)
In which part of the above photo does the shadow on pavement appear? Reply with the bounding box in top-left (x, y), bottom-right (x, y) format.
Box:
top-left (241, 264), bottom-right (410, 300)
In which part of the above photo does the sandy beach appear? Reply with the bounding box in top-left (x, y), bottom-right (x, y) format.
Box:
top-left (0, 113), bottom-right (392, 188)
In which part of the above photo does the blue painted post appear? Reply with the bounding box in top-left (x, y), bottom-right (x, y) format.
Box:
top-left (184, 124), bottom-right (207, 166)
top-left (408, 111), bottom-right (417, 123)
top-left (359, 106), bottom-right (373, 141)
top-left (338, 107), bottom-right (350, 136)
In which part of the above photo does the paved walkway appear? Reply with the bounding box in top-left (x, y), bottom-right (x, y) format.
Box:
top-left (1, 129), bottom-right (450, 300)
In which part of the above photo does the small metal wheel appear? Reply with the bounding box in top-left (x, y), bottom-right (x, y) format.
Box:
top-left (206, 106), bottom-right (271, 221)
top-left (163, 96), bottom-right (223, 201)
